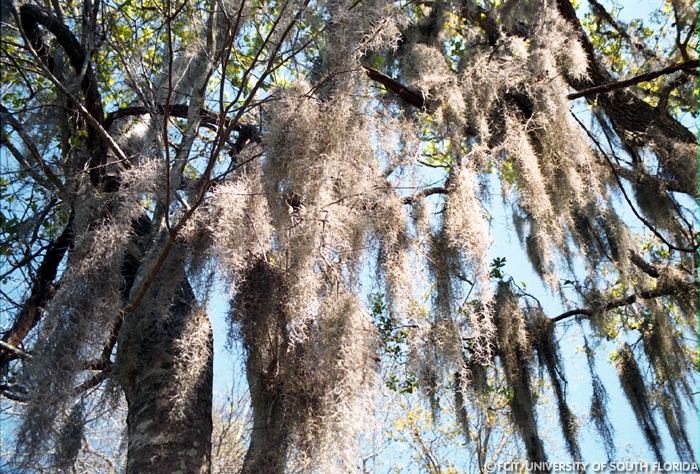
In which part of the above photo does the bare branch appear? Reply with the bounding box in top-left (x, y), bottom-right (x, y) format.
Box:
top-left (0, 217), bottom-right (73, 371)
top-left (73, 368), bottom-right (110, 395)
top-left (567, 60), bottom-right (699, 100)
top-left (628, 251), bottom-right (661, 279)
top-left (363, 66), bottom-right (425, 108)
top-left (0, 341), bottom-right (31, 359)
top-left (0, 104), bottom-right (65, 193)
top-left (0, 383), bottom-right (29, 402)
top-left (553, 281), bottom-right (697, 323)
top-left (402, 186), bottom-right (448, 204)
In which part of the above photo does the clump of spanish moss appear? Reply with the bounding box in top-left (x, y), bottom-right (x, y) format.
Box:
top-left (494, 283), bottom-right (546, 464)
top-left (453, 369), bottom-right (472, 446)
top-left (169, 308), bottom-right (213, 420)
top-left (632, 178), bottom-right (688, 243)
top-left (580, 287), bottom-right (611, 338)
top-left (375, 193), bottom-right (414, 316)
top-left (231, 259), bottom-right (378, 472)
top-left (582, 335), bottom-right (615, 461)
top-left (456, 6), bottom-right (616, 293)
top-left (657, 387), bottom-right (696, 464)
top-left (53, 402), bottom-right (85, 471)
top-left (420, 228), bottom-right (493, 413)
top-left (571, 205), bottom-right (633, 281)
top-left (528, 307), bottom-right (581, 462)
top-left (261, 87), bottom-right (391, 341)
top-left (641, 301), bottom-right (695, 404)
top-left (293, 294), bottom-right (378, 470)
top-left (16, 161), bottom-right (160, 463)
top-left (443, 159), bottom-right (493, 296)
top-left (614, 344), bottom-right (664, 464)
top-left (640, 302), bottom-right (697, 463)
top-left (207, 166), bottom-right (273, 288)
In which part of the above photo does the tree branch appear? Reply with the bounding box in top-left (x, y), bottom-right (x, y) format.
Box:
top-left (103, 104), bottom-right (221, 130)
top-left (552, 281), bottom-right (697, 323)
top-left (0, 104), bottom-right (65, 194)
top-left (567, 60), bottom-right (699, 100)
top-left (0, 216), bottom-right (73, 371)
top-left (587, 0), bottom-right (659, 61)
top-left (628, 251), bottom-right (661, 279)
top-left (555, 0), bottom-right (699, 199)
top-left (364, 59), bottom-right (700, 114)
top-left (103, 103), bottom-right (261, 159)
top-left (571, 112), bottom-right (696, 253)
top-left (0, 383), bottom-right (29, 402)
top-left (0, 341), bottom-right (31, 360)
top-left (73, 367), bottom-right (110, 395)
top-left (19, 4), bottom-right (103, 121)
top-left (363, 66), bottom-right (426, 108)
top-left (401, 186), bottom-right (448, 204)
top-left (364, 58), bottom-right (698, 112)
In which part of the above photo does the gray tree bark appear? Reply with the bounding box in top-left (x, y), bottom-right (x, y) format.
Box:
top-left (240, 367), bottom-right (289, 474)
top-left (116, 252), bottom-right (213, 474)
top-left (236, 260), bottom-right (292, 474)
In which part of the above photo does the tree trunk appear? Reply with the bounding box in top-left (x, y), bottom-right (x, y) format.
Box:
top-left (235, 260), bottom-right (292, 473)
top-left (240, 369), bottom-right (289, 474)
top-left (116, 253), bottom-right (213, 474)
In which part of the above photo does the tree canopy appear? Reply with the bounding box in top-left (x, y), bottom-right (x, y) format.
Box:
top-left (0, 0), bottom-right (697, 472)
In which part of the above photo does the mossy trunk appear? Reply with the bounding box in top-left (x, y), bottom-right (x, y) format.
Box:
top-left (240, 369), bottom-right (289, 474)
top-left (116, 258), bottom-right (213, 474)
top-left (236, 260), bottom-right (291, 473)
